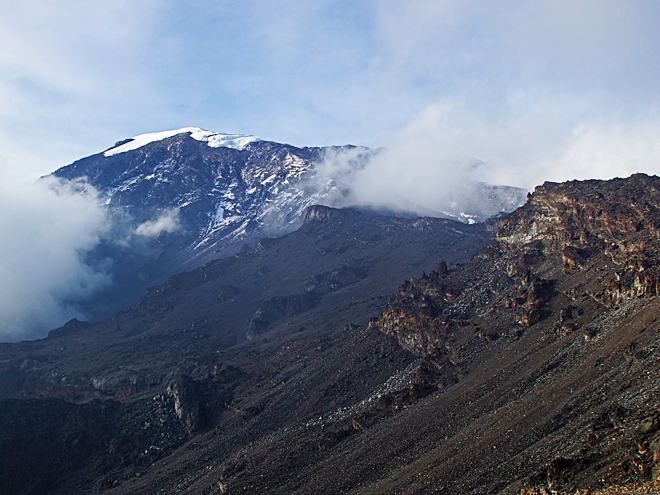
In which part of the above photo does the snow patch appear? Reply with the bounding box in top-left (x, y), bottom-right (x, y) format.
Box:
top-left (104, 128), bottom-right (261, 157)
top-left (261, 174), bottom-right (278, 185)
top-left (214, 205), bottom-right (224, 223)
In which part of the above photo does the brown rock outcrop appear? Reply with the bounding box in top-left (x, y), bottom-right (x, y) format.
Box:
top-left (497, 174), bottom-right (660, 304)
top-left (374, 174), bottom-right (660, 361)
top-left (166, 374), bottom-right (206, 434)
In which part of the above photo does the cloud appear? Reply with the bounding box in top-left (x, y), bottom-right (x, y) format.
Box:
top-left (346, 0), bottom-right (660, 197)
top-left (315, 88), bottom-right (660, 218)
top-left (536, 116), bottom-right (660, 185)
top-left (373, 0), bottom-right (660, 95)
top-left (0, 173), bottom-right (110, 341)
top-left (135, 208), bottom-right (181, 237)
top-left (398, 92), bottom-right (660, 190)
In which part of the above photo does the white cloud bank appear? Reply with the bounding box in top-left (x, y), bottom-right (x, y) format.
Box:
top-left (321, 0), bottom-right (660, 209)
top-left (0, 173), bottom-right (110, 341)
top-left (365, 96), bottom-right (660, 194)
top-left (314, 90), bottom-right (660, 217)
top-left (135, 208), bottom-right (180, 237)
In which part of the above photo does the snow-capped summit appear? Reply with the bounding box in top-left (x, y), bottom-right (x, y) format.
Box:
top-left (52, 129), bottom-right (526, 320)
top-left (103, 127), bottom-right (261, 156)
top-left (54, 131), bottom-right (374, 317)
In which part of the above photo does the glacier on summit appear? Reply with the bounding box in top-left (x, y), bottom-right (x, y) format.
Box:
top-left (103, 127), bottom-right (261, 157)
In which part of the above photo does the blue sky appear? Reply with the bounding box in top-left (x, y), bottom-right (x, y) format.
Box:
top-left (2, 0), bottom-right (660, 339)
top-left (2, 0), bottom-right (660, 186)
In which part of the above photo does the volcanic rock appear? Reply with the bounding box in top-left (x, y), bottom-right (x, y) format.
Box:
top-left (166, 374), bottom-right (206, 434)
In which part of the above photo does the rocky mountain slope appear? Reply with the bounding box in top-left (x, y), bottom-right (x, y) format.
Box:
top-left (5, 172), bottom-right (660, 495)
top-left (50, 127), bottom-right (526, 319)
top-left (363, 173), bottom-right (660, 494)
top-left (162, 173), bottom-right (660, 495)
top-left (0, 203), bottom-right (494, 495)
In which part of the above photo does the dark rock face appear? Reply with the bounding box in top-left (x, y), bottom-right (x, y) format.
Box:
top-left (0, 399), bottom-right (115, 495)
top-left (0, 396), bottom-right (188, 495)
top-left (304, 204), bottom-right (347, 223)
top-left (0, 368), bottom-right (239, 495)
top-left (245, 264), bottom-right (369, 339)
top-left (47, 318), bottom-right (91, 339)
top-left (246, 294), bottom-right (319, 339)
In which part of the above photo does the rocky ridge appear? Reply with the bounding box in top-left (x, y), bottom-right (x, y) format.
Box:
top-left (366, 173), bottom-right (660, 493)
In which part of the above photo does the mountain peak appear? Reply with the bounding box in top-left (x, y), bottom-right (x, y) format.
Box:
top-left (103, 127), bottom-right (261, 157)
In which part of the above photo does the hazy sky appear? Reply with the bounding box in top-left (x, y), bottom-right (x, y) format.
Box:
top-left (2, 0), bottom-right (660, 186)
top-left (2, 0), bottom-right (660, 339)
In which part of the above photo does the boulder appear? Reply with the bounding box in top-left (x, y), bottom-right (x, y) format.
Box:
top-left (167, 374), bottom-right (206, 433)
